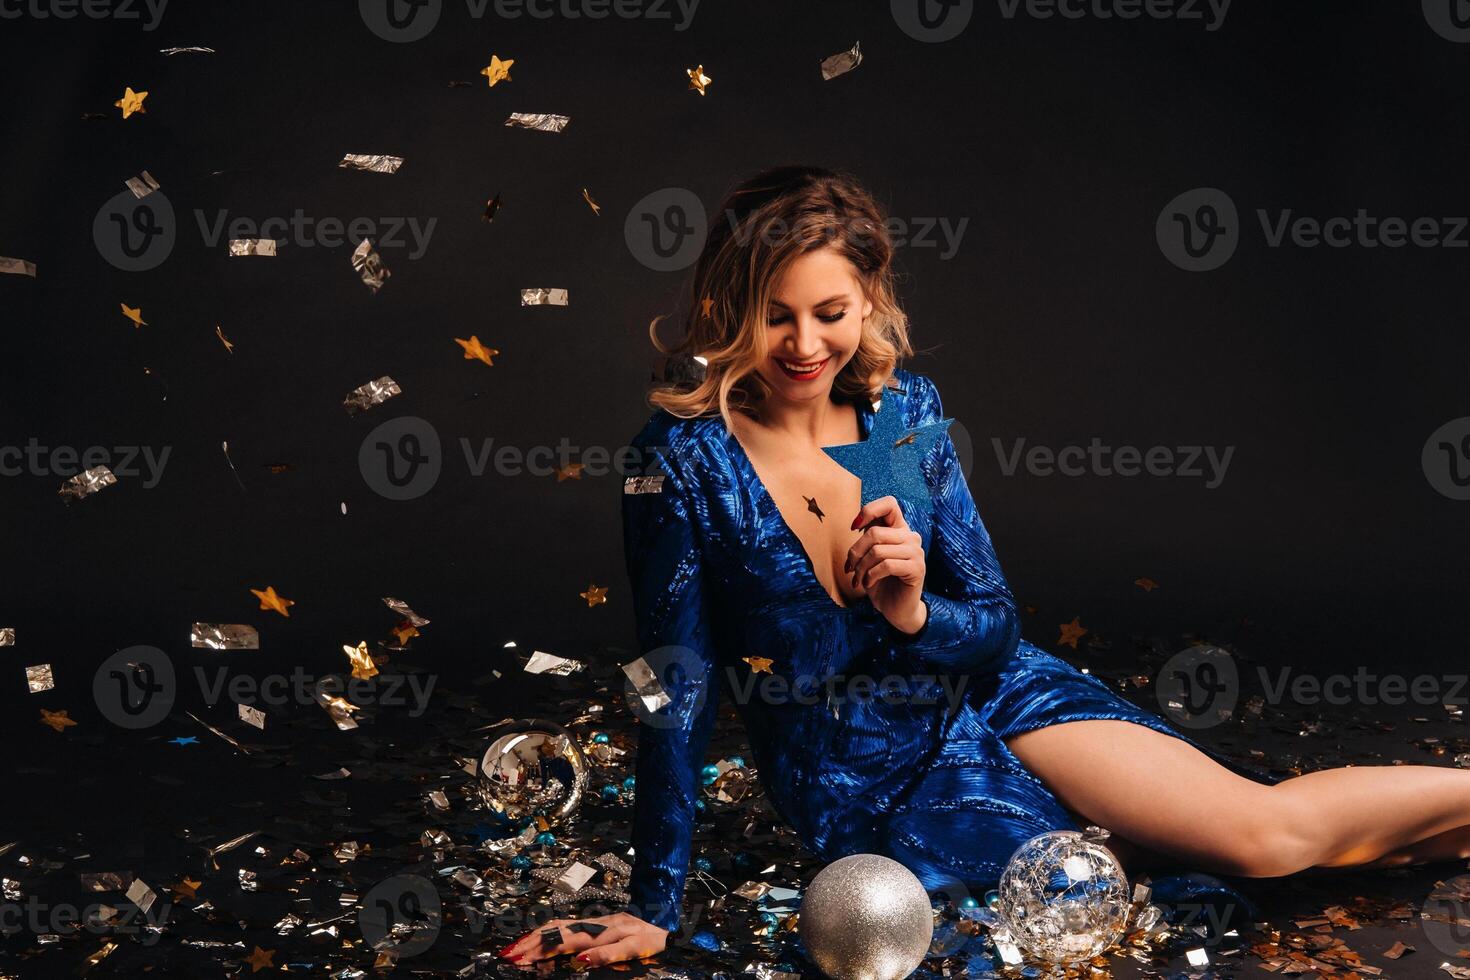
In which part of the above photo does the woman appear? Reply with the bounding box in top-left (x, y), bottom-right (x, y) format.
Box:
top-left (501, 166), bottom-right (1470, 967)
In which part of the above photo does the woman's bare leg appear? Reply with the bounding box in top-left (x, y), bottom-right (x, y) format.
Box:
top-left (1355, 823), bottom-right (1470, 869)
top-left (1002, 719), bottom-right (1470, 876)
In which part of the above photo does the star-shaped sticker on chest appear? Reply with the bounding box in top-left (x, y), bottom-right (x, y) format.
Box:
top-left (822, 384), bottom-right (954, 515)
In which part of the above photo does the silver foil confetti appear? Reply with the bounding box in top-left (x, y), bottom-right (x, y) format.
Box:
top-left (228, 238), bottom-right (278, 257)
top-left (622, 656), bottom-right (673, 713)
top-left (504, 111), bottom-right (570, 132)
top-left (125, 170), bottom-right (161, 199)
top-left (186, 710), bottom-right (250, 754)
top-left (206, 832), bottom-right (259, 862)
top-left (342, 375), bottom-right (401, 415)
top-left (0, 257), bottom-right (36, 278)
top-left (523, 650), bottom-right (585, 675)
top-left (742, 965), bottom-right (802, 980)
top-left (732, 881), bottom-right (772, 902)
top-left (25, 664), bottom-right (54, 693)
top-left (125, 878), bottom-right (158, 913)
top-left (160, 46), bottom-right (215, 55)
top-left (58, 465), bottom-right (117, 502)
top-left (520, 287), bottom-right (569, 306)
top-left (190, 623), bottom-right (260, 650)
top-left (0, 628), bottom-right (12, 646)
top-left (351, 238), bottom-right (391, 293)
top-left (623, 475), bottom-right (665, 495)
top-left (552, 861), bottom-right (598, 894)
top-left (238, 703), bottom-right (266, 730)
top-left (79, 872), bottom-right (132, 892)
top-left (820, 41), bottom-right (863, 81)
top-left (383, 596), bottom-right (430, 627)
top-left (339, 153), bottom-right (405, 174)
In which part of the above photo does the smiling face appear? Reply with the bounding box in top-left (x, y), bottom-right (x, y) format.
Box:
top-left (755, 245), bottom-right (874, 404)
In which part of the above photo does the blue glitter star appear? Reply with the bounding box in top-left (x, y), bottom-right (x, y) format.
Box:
top-left (168, 736), bottom-right (199, 746)
top-left (823, 383), bottom-right (954, 515)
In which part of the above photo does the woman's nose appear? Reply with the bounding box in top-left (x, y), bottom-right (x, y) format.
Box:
top-left (790, 315), bottom-right (822, 355)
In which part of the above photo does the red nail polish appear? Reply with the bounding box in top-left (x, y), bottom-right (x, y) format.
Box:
top-left (850, 513), bottom-right (861, 530)
top-left (576, 954), bottom-right (591, 963)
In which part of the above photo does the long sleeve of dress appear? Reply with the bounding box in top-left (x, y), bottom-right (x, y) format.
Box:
top-left (619, 429), bottom-right (724, 935)
top-left (888, 376), bottom-right (1022, 674)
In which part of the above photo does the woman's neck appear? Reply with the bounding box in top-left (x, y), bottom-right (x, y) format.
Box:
top-left (750, 389), bottom-right (856, 449)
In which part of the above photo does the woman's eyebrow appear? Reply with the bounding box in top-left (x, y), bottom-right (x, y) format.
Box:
top-left (768, 294), bottom-right (849, 308)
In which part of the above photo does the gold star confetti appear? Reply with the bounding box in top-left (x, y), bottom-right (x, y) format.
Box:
top-left (454, 335), bottom-right (499, 366)
top-left (171, 877), bottom-right (202, 899)
top-left (244, 946), bottom-right (275, 972)
top-left (1134, 576), bottom-right (1158, 592)
top-left (580, 583), bottom-right (608, 607)
top-left (481, 54), bottom-right (514, 86)
top-left (743, 655), bottom-right (774, 674)
top-left (1058, 616), bottom-right (1088, 649)
top-left (391, 623), bottom-right (419, 646)
top-left (215, 324), bottom-right (234, 353)
top-left (114, 86), bottom-right (148, 119)
top-left (686, 64), bottom-right (711, 95)
top-left (121, 303), bottom-right (147, 328)
top-left (700, 296), bottom-right (714, 319)
top-left (581, 187), bottom-right (601, 216)
top-left (343, 641), bottom-right (378, 680)
top-left (40, 708), bottom-right (76, 732)
top-left (555, 463), bottom-right (584, 481)
top-left (894, 432), bottom-right (917, 448)
top-left (803, 495), bottom-right (825, 522)
top-left (251, 586), bottom-right (295, 618)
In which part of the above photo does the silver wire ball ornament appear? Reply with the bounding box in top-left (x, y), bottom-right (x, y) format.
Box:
top-left (799, 854), bottom-right (934, 980)
top-left (476, 718), bottom-right (589, 826)
top-left (994, 828), bottom-right (1131, 966)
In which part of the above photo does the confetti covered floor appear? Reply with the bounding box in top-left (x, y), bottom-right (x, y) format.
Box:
top-left (4, 632), bottom-right (1469, 980)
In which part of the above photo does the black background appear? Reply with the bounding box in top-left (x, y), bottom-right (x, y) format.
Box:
top-left (1, 0), bottom-right (1468, 751)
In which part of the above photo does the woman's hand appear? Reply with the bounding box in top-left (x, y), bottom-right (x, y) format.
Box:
top-left (498, 912), bottom-right (669, 967)
top-left (846, 495), bottom-right (928, 635)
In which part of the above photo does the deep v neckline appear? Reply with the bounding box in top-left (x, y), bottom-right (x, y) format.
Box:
top-left (724, 394), bottom-right (878, 612)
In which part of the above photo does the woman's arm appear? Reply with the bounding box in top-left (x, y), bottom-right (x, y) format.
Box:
top-left (618, 426), bottom-right (724, 936)
top-left (886, 375), bottom-right (1021, 673)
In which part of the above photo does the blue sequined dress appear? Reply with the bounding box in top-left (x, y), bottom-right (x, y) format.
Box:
top-left (619, 367), bottom-right (1282, 935)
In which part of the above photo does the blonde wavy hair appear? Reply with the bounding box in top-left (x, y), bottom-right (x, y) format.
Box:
top-left (646, 165), bottom-right (922, 432)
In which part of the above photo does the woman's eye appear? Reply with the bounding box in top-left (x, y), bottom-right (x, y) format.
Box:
top-left (765, 311), bottom-right (847, 326)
